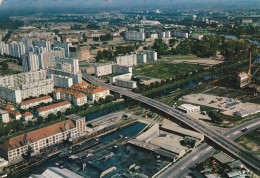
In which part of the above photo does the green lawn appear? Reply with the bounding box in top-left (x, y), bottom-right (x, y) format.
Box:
top-left (133, 62), bottom-right (204, 79)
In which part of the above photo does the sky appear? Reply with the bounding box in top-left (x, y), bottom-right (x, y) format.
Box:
top-left (0, 0), bottom-right (259, 10)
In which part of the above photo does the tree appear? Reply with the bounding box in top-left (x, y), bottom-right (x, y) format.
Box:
top-left (37, 116), bottom-right (44, 123)
top-left (82, 103), bottom-right (89, 109)
top-left (208, 111), bottom-right (223, 123)
top-left (28, 121), bottom-right (33, 127)
top-left (99, 98), bottom-right (105, 105)
top-left (93, 37), bottom-right (99, 41)
top-left (105, 95), bottom-right (114, 103)
top-left (47, 113), bottom-right (56, 121)
top-left (1, 62), bottom-right (8, 70)
top-left (57, 111), bottom-right (62, 118)
top-left (114, 93), bottom-right (120, 100)
top-left (65, 108), bottom-right (72, 115)
top-left (74, 106), bottom-right (81, 112)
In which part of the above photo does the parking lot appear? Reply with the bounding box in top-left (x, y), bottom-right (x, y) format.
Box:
top-left (180, 94), bottom-right (260, 116)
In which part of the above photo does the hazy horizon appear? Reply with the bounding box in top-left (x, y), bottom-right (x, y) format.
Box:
top-left (0, 0), bottom-right (260, 10)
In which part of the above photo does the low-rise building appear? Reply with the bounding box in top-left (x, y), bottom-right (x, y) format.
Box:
top-left (115, 79), bottom-right (137, 89)
top-left (95, 64), bottom-right (113, 77)
top-left (30, 167), bottom-right (83, 178)
top-left (0, 109), bottom-right (10, 123)
top-left (173, 31), bottom-right (189, 38)
top-left (110, 73), bottom-right (132, 83)
top-left (19, 95), bottom-right (53, 110)
top-left (70, 83), bottom-right (110, 103)
top-left (115, 54), bottom-right (137, 67)
top-left (22, 112), bottom-right (33, 121)
top-left (53, 88), bottom-right (87, 106)
top-left (125, 31), bottom-right (145, 41)
top-left (140, 20), bottom-right (161, 26)
top-left (95, 64), bottom-right (132, 77)
top-left (235, 107), bottom-right (260, 118)
top-left (4, 105), bottom-right (21, 120)
top-left (190, 34), bottom-right (204, 40)
top-left (178, 104), bottom-right (200, 114)
top-left (0, 115), bottom-right (87, 162)
top-left (36, 101), bottom-right (71, 117)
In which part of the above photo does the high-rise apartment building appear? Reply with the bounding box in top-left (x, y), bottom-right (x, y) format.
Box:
top-left (22, 52), bottom-right (42, 72)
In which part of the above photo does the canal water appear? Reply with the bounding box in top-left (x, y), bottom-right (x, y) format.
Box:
top-left (210, 32), bottom-right (260, 46)
top-left (100, 122), bottom-right (147, 143)
top-left (85, 102), bottom-right (127, 121)
top-left (150, 74), bottom-right (218, 99)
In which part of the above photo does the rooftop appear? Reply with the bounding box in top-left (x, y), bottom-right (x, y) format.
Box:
top-left (37, 101), bottom-right (71, 113)
top-left (20, 96), bottom-right (52, 106)
top-left (178, 104), bottom-right (200, 110)
top-left (0, 120), bottom-right (75, 151)
top-left (55, 88), bottom-right (86, 99)
top-left (23, 112), bottom-right (33, 117)
top-left (70, 82), bottom-right (108, 94)
top-left (0, 109), bottom-right (8, 114)
top-left (30, 167), bottom-right (83, 178)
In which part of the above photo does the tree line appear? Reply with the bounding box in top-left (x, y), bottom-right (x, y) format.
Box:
top-left (154, 35), bottom-right (258, 60)
top-left (96, 45), bottom-right (136, 62)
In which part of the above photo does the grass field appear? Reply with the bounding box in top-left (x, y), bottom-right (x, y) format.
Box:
top-left (133, 62), bottom-right (204, 79)
top-left (236, 128), bottom-right (260, 152)
top-left (160, 54), bottom-right (204, 60)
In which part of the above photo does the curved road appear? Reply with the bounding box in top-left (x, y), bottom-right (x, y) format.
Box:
top-left (82, 70), bottom-right (260, 170)
top-left (158, 117), bottom-right (260, 178)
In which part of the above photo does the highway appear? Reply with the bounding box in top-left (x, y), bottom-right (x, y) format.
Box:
top-left (158, 117), bottom-right (260, 178)
top-left (82, 70), bottom-right (260, 170)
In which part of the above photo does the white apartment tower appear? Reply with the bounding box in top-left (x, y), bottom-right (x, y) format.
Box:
top-left (22, 52), bottom-right (42, 72)
top-left (55, 57), bottom-right (79, 74)
top-left (33, 40), bottom-right (51, 52)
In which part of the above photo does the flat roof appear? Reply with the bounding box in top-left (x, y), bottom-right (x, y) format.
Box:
top-left (86, 113), bottom-right (118, 127)
top-left (67, 114), bottom-right (85, 121)
top-left (0, 109), bottom-right (8, 114)
top-left (213, 152), bottom-right (235, 164)
top-left (161, 123), bottom-right (203, 140)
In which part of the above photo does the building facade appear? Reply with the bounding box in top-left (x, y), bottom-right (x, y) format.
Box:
top-left (22, 52), bottom-right (41, 72)
top-left (70, 83), bottom-right (110, 103)
top-left (53, 88), bottom-right (87, 106)
top-left (115, 79), bottom-right (137, 89)
top-left (0, 115), bottom-right (87, 162)
top-left (19, 95), bottom-right (52, 110)
top-left (0, 70), bottom-right (54, 103)
top-left (110, 73), bottom-right (132, 83)
top-left (0, 109), bottom-right (10, 123)
top-left (36, 101), bottom-right (71, 117)
top-left (115, 54), bottom-right (137, 67)
top-left (125, 31), bottom-right (145, 41)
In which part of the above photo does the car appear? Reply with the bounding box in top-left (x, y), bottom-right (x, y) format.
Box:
top-left (242, 128), bottom-right (248, 132)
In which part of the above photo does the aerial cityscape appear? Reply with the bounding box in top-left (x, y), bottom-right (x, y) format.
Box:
top-left (0, 0), bottom-right (259, 177)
